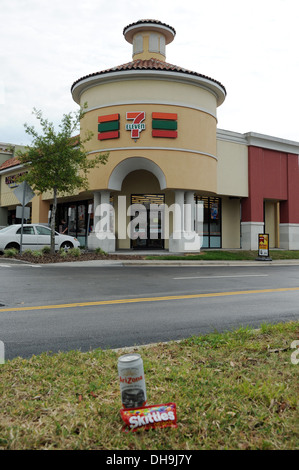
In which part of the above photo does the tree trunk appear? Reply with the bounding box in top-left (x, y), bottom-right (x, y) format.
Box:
top-left (50, 187), bottom-right (57, 254)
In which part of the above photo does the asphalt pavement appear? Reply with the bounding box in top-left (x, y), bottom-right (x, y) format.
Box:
top-left (1, 254), bottom-right (299, 359)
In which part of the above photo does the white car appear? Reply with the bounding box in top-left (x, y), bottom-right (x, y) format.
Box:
top-left (0, 224), bottom-right (80, 253)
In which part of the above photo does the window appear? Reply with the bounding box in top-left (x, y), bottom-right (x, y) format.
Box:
top-left (35, 225), bottom-right (51, 236)
top-left (133, 34), bottom-right (143, 54)
top-left (77, 204), bottom-right (86, 236)
top-left (16, 226), bottom-right (34, 235)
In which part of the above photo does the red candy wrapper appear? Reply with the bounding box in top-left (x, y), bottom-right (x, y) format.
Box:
top-left (120, 403), bottom-right (177, 432)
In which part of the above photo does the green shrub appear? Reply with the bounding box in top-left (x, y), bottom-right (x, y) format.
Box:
top-left (41, 246), bottom-right (51, 254)
top-left (95, 247), bottom-right (107, 255)
top-left (32, 250), bottom-right (43, 257)
top-left (3, 248), bottom-right (18, 257)
top-left (68, 247), bottom-right (81, 257)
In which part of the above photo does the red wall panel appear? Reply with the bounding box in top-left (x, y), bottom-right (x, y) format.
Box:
top-left (280, 154), bottom-right (299, 224)
top-left (242, 146), bottom-right (299, 224)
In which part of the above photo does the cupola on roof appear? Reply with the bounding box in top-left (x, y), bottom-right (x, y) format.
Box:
top-left (123, 19), bottom-right (176, 62)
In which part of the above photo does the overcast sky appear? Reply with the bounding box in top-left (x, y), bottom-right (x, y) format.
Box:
top-left (1, 0), bottom-right (298, 146)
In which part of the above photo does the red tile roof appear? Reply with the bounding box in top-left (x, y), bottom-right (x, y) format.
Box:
top-left (0, 157), bottom-right (21, 172)
top-left (71, 58), bottom-right (226, 95)
top-left (123, 19), bottom-right (176, 36)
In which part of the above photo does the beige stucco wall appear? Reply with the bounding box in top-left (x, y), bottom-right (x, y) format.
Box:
top-left (221, 197), bottom-right (241, 248)
top-left (82, 104), bottom-right (217, 155)
top-left (0, 171), bottom-right (27, 207)
top-left (80, 79), bottom-right (217, 120)
top-left (216, 137), bottom-right (248, 197)
top-left (1, 181), bottom-right (21, 207)
top-left (31, 196), bottom-right (50, 223)
top-left (81, 103), bottom-right (218, 193)
top-left (265, 200), bottom-right (279, 248)
top-left (216, 134), bottom-right (248, 248)
top-left (85, 147), bottom-right (217, 194)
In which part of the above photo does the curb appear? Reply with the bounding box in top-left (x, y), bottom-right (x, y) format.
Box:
top-left (1, 257), bottom-right (299, 267)
top-left (111, 328), bottom-right (263, 354)
top-left (0, 257), bottom-right (33, 264)
top-left (117, 259), bottom-right (299, 267)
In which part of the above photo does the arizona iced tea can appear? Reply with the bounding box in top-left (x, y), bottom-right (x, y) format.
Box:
top-left (118, 353), bottom-right (147, 409)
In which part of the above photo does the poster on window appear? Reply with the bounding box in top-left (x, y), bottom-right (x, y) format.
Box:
top-left (211, 203), bottom-right (218, 220)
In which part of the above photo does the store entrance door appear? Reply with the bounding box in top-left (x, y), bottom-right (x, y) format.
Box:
top-left (130, 194), bottom-right (165, 250)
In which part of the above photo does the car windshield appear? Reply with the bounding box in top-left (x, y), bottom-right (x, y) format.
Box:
top-left (0, 226), bottom-right (13, 233)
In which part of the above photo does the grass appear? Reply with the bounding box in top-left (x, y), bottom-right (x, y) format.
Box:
top-left (1, 247), bottom-right (84, 263)
top-left (146, 250), bottom-right (299, 261)
top-left (2, 249), bottom-right (299, 263)
top-left (0, 321), bottom-right (298, 450)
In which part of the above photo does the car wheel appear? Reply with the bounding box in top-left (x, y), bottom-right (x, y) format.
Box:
top-left (60, 241), bottom-right (73, 251)
top-left (5, 243), bottom-right (20, 252)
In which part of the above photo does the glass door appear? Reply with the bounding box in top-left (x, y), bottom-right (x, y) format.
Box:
top-left (131, 194), bottom-right (165, 250)
top-left (195, 196), bottom-right (222, 248)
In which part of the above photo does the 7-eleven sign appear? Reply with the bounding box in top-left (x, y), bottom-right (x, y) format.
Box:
top-left (125, 112), bottom-right (146, 139)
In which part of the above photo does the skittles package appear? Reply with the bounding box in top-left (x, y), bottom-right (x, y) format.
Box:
top-left (120, 402), bottom-right (177, 432)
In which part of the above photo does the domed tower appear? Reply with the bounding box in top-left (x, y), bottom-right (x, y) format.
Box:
top-left (71, 20), bottom-right (226, 252)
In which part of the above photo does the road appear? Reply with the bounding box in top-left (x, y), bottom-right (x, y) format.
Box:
top-left (0, 260), bottom-right (299, 359)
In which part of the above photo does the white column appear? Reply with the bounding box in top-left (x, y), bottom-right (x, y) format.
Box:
top-left (93, 191), bottom-right (101, 232)
top-left (185, 191), bottom-right (195, 233)
top-left (279, 224), bottom-right (299, 249)
top-left (88, 190), bottom-right (115, 252)
top-left (99, 190), bottom-right (111, 233)
top-left (173, 189), bottom-right (184, 234)
top-left (169, 189), bottom-right (201, 252)
top-left (241, 222), bottom-right (264, 250)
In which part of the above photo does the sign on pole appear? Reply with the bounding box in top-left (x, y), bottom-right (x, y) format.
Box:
top-left (16, 206), bottom-right (30, 220)
top-left (13, 181), bottom-right (35, 254)
top-left (13, 181), bottom-right (35, 206)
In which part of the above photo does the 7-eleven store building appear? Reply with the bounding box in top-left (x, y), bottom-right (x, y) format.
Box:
top-left (1, 19), bottom-right (299, 251)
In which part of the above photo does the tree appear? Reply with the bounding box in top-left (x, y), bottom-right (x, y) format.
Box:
top-left (17, 104), bottom-right (109, 253)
